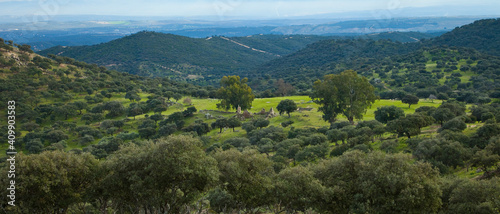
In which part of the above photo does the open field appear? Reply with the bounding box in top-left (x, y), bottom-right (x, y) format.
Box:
top-left (189, 96), bottom-right (443, 143)
top-left (0, 93), bottom-right (448, 157)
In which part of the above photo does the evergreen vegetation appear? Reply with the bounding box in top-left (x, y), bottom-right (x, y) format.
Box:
top-left (1, 18), bottom-right (500, 213)
top-left (430, 18), bottom-right (500, 56)
top-left (216, 76), bottom-right (255, 111)
top-left (311, 70), bottom-right (377, 123)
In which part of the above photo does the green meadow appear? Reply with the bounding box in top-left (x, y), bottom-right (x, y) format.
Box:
top-left (188, 96), bottom-right (442, 143)
top-left (0, 92), bottom-right (445, 157)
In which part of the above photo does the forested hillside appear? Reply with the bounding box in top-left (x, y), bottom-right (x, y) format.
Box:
top-left (250, 44), bottom-right (500, 100)
top-left (249, 39), bottom-right (420, 91)
top-left (0, 38), bottom-right (217, 157)
top-left (37, 19), bottom-right (500, 98)
top-left (2, 30), bottom-right (500, 213)
top-left (38, 32), bottom-right (337, 85)
top-left (357, 31), bottom-right (438, 43)
top-left (430, 18), bottom-right (500, 56)
top-left (38, 31), bottom-right (439, 87)
top-left (249, 19), bottom-right (500, 98)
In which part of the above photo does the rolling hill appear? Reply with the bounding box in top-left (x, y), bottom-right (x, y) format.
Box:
top-left (37, 18), bottom-right (500, 100)
top-left (2, 16), bottom-right (475, 51)
top-left (249, 43), bottom-right (500, 99)
top-left (430, 18), bottom-right (500, 56)
top-left (0, 38), bottom-right (219, 156)
top-left (38, 31), bottom-right (438, 86)
top-left (2, 19), bottom-right (500, 214)
top-left (247, 18), bottom-right (500, 95)
top-left (38, 32), bottom-right (337, 85)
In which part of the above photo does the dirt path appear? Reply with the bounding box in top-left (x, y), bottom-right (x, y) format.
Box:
top-left (220, 37), bottom-right (281, 57)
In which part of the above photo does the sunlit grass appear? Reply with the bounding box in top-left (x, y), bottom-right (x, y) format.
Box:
top-left (186, 96), bottom-right (444, 144)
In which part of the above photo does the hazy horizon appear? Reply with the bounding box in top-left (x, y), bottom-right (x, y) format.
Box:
top-left (0, 0), bottom-right (499, 22)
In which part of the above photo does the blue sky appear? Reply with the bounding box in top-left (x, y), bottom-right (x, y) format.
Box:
top-left (0, 0), bottom-right (499, 19)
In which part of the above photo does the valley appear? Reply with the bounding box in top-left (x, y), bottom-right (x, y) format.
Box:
top-left (0, 17), bottom-right (499, 214)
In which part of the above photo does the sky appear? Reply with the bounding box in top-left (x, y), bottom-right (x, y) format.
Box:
top-left (0, 0), bottom-right (499, 20)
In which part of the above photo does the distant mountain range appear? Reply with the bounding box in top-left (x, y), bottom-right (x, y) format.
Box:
top-left (2, 16), bottom-right (484, 50)
top-left (38, 18), bottom-right (500, 93)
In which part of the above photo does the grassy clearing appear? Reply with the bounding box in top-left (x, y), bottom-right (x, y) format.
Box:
top-left (4, 93), bottom-right (490, 180)
top-left (454, 167), bottom-right (485, 179)
top-left (2, 93), bottom-right (466, 160)
top-left (188, 96), bottom-right (443, 144)
top-left (192, 96), bottom-right (441, 122)
top-left (459, 70), bottom-right (476, 83)
top-left (364, 99), bottom-right (442, 120)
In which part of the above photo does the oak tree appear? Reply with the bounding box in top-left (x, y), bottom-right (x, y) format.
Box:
top-left (402, 94), bottom-right (420, 108)
top-left (374, 105), bottom-right (405, 124)
top-left (277, 99), bottom-right (297, 118)
top-left (311, 70), bottom-right (377, 123)
top-left (216, 76), bottom-right (255, 111)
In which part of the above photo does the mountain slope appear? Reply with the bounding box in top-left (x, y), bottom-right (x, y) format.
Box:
top-left (251, 43), bottom-right (500, 103)
top-left (248, 39), bottom-right (421, 90)
top-left (357, 31), bottom-right (437, 43)
top-left (38, 32), bottom-right (340, 85)
top-left (38, 31), bottom-right (274, 84)
top-left (247, 18), bottom-right (500, 94)
top-left (430, 18), bottom-right (500, 56)
top-left (0, 38), bottom-right (215, 156)
top-left (38, 31), bottom-right (438, 86)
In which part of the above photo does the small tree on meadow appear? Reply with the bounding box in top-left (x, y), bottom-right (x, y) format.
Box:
top-left (402, 94), bottom-right (419, 108)
top-left (212, 118), bottom-right (229, 133)
top-left (277, 99), bottom-right (297, 118)
top-left (227, 117), bottom-right (242, 131)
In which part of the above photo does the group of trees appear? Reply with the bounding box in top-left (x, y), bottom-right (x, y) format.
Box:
top-left (211, 117), bottom-right (242, 133)
top-left (0, 41), bottom-right (218, 158)
top-left (2, 36), bottom-right (500, 213)
top-left (3, 135), bottom-right (499, 213)
top-left (250, 38), bottom-right (500, 102)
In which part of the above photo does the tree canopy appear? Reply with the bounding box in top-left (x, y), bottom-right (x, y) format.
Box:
top-left (216, 76), bottom-right (255, 111)
top-left (311, 70), bottom-right (377, 123)
top-left (402, 94), bottom-right (420, 108)
top-left (277, 99), bottom-right (297, 118)
top-left (374, 105), bottom-right (405, 124)
top-left (100, 135), bottom-right (219, 213)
